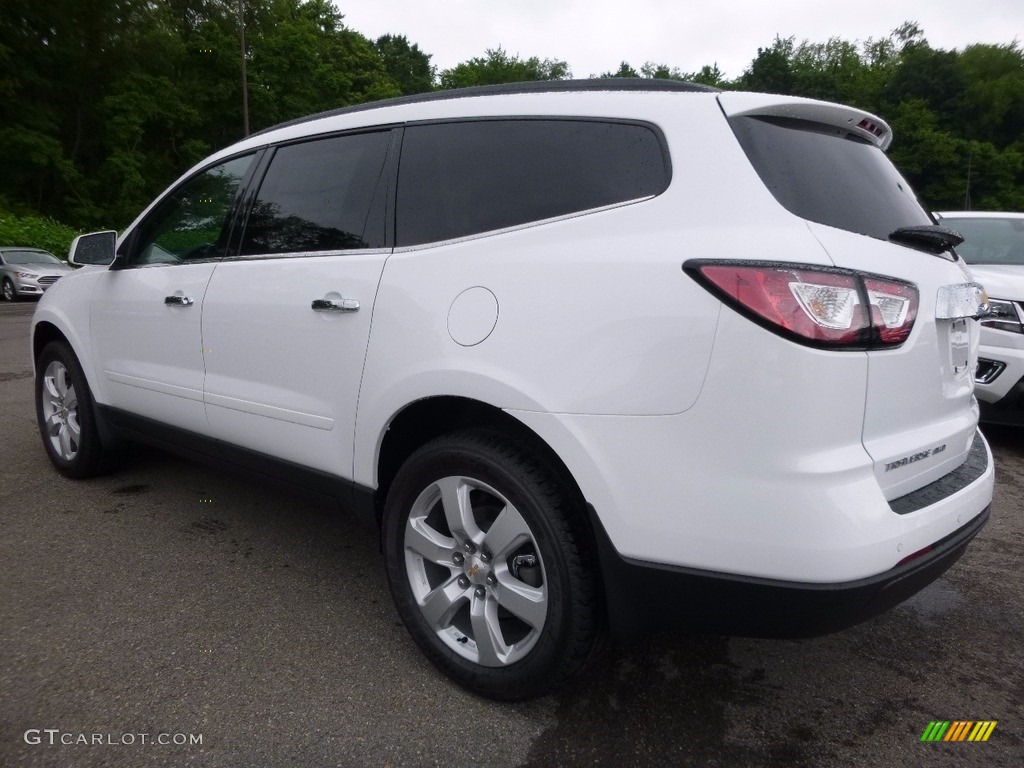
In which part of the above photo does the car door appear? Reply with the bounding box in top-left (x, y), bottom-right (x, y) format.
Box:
top-left (201, 129), bottom-right (395, 478)
top-left (90, 154), bottom-right (255, 436)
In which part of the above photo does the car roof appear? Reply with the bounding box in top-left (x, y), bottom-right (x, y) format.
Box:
top-left (250, 78), bottom-right (717, 138)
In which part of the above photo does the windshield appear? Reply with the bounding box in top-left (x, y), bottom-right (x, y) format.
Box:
top-left (939, 217), bottom-right (1024, 266)
top-left (3, 250), bottom-right (61, 265)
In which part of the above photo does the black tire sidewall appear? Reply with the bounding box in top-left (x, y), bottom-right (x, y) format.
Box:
top-left (383, 432), bottom-right (590, 700)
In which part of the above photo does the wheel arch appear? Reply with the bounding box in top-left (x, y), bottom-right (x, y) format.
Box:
top-left (32, 321), bottom-right (71, 369)
top-left (373, 396), bottom-right (591, 534)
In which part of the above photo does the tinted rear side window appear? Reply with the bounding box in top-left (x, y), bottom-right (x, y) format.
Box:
top-left (396, 119), bottom-right (669, 246)
top-left (729, 116), bottom-right (932, 241)
top-left (240, 131), bottom-right (390, 255)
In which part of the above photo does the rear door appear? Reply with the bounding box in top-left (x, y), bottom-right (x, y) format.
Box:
top-left (200, 129), bottom-right (395, 478)
top-left (719, 93), bottom-right (984, 500)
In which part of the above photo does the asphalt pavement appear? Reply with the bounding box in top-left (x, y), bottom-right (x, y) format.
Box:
top-left (1, 299), bottom-right (1022, 767)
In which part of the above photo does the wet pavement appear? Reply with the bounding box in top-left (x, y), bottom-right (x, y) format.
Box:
top-left (2, 300), bottom-right (1022, 767)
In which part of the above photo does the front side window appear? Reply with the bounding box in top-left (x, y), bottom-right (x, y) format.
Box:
top-left (239, 131), bottom-right (391, 256)
top-left (129, 155), bottom-right (254, 266)
top-left (396, 119), bottom-right (670, 246)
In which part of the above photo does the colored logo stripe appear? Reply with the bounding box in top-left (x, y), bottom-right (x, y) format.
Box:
top-left (921, 721), bottom-right (996, 742)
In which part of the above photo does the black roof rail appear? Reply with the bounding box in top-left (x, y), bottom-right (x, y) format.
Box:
top-left (250, 78), bottom-right (718, 138)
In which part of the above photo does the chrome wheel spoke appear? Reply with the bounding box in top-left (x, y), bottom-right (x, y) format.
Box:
top-left (436, 476), bottom-right (479, 541)
top-left (63, 387), bottom-right (77, 412)
top-left (45, 413), bottom-right (62, 436)
top-left (495, 576), bottom-right (547, 629)
top-left (43, 373), bottom-right (61, 401)
top-left (405, 516), bottom-right (456, 566)
top-left (483, 503), bottom-right (531, 559)
top-left (419, 578), bottom-right (467, 629)
top-left (58, 425), bottom-right (74, 458)
top-left (66, 414), bottom-right (81, 442)
top-left (55, 368), bottom-right (70, 398)
top-left (470, 594), bottom-right (508, 666)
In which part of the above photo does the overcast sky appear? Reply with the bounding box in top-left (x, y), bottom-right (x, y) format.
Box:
top-left (334, 1), bottom-right (1023, 80)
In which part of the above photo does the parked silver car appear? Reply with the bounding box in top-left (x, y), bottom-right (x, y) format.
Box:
top-left (0, 248), bottom-right (74, 301)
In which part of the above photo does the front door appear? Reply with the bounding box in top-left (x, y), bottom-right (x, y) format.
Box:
top-left (90, 154), bottom-right (255, 435)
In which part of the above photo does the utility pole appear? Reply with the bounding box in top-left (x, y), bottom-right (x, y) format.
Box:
top-left (239, 0), bottom-right (250, 136)
top-left (964, 144), bottom-right (973, 211)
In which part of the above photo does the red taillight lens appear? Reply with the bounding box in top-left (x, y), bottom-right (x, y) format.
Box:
top-left (864, 278), bottom-right (918, 346)
top-left (688, 262), bottom-right (918, 350)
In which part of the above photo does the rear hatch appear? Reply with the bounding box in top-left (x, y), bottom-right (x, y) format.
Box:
top-left (718, 93), bottom-right (985, 500)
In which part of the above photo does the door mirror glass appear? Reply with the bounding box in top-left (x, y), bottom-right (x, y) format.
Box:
top-left (68, 231), bottom-right (118, 266)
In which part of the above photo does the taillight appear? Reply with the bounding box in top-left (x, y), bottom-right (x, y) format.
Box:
top-left (685, 261), bottom-right (918, 350)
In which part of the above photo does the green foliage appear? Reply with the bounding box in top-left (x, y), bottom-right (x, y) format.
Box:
top-left (0, 6), bottom-right (1020, 228)
top-left (376, 34), bottom-right (435, 94)
top-left (0, 207), bottom-right (82, 259)
top-left (439, 48), bottom-right (570, 89)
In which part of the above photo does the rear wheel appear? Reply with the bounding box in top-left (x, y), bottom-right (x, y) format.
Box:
top-left (383, 430), bottom-right (600, 700)
top-left (36, 341), bottom-right (117, 478)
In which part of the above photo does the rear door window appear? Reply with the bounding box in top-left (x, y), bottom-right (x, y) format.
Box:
top-left (396, 119), bottom-right (669, 246)
top-left (239, 131), bottom-right (391, 256)
top-left (729, 116), bottom-right (932, 241)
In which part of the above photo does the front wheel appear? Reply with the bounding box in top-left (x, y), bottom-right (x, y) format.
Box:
top-left (35, 341), bottom-right (117, 478)
top-left (383, 430), bottom-right (600, 700)
top-left (2, 278), bottom-right (16, 302)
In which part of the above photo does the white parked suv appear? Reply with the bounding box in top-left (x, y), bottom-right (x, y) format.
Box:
top-left (32, 81), bottom-right (994, 700)
top-left (935, 211), bottom-right (1024, 425)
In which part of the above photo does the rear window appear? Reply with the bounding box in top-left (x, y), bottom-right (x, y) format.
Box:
top-left (729, 116), bottom-right (932, 241)
top-left (938, 217), bottom-right (1024, 266)
top-left (396, 119), bottom-right (669, 246)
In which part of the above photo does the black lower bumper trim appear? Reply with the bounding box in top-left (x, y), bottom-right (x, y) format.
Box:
top-left (589, 505), bottom-right (990, 640)
top-left (889, 431), bottom-right (989, 515)
top-left (980, 373), bottom-right (1024, 426)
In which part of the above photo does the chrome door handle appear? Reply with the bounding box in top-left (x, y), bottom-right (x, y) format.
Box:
top-left (165, 295), bottom-right (194, 306)
top-left (311, 298), bottom-right (359, 312)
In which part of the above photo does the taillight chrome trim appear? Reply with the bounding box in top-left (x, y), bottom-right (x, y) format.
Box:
top-left (683, 259), bottom-right (919, 351)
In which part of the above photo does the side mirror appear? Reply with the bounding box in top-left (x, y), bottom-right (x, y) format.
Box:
top-left (68, 230), bottom-right (118, 267)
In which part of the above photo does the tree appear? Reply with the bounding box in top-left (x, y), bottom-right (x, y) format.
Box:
top-left (375, 33), bottom-right (435, 94)
top-left (739, 36), bottom-right (796, 94)
top-left (440, 48), bottom-right (570, 89)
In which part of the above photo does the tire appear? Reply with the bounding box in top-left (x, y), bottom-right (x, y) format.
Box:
top-left (35, 341), bottom-right (117, 478)
top-left (2, 278), bottom-right (16, 302)
top-left (383, 430), bottom-right (600, 700)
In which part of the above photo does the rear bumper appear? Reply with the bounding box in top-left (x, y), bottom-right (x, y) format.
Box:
top-left (591, 504), bottom-right (990, 639)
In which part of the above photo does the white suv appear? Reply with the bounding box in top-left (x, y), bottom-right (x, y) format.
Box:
top-left (32, 81), bottom-right (994, 700)
top-left (935, 211), bottom-right (1024, 425)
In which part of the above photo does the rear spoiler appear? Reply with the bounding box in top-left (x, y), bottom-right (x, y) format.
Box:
top-left (717, 93), bottom-right (893, 151)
